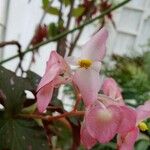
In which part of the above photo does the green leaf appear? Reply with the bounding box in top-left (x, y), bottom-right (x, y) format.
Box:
top-left (143, 51), bottom-right (150, 80)
top-left (51, 98), bottom-right (64, 109)
top-left (46, 6), bottom-right (59, 15)
top-left (26, 70), bottom-right (41, 90)
top-left (22, 103), bottom-right (37, 114)
top-left (0, 116), bottom-right (49, 150)
top-left (72, 7), bottom-right (85, 17)
top-left (48, 23), bottom-right (59, 37)
top-left (62, 0), bottom-right (71, 7)
top-left (135, 140), bottom-right (150, 150)
top-left (92, 142), bottom-right (116, 150)
top-left (42, 0), bottom-right (59, 15)
top-left (52, 120), bottom-right (72, 149)
top-left (42, 0), bottom-right (49, 8)
top-left (0, 66), bottom-right (32, 115)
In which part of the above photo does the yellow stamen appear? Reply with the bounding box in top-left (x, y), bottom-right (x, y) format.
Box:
top-left (78, 59), bottom-right (92, 69)
top-left (138, 122), bottom-right (148, 132)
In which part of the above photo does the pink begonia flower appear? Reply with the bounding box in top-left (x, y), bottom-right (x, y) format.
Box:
top-left (101, 78), bottom-right (136, 134)
top-left (85, 101), bottom-right (121, 144)
top-left (67, 27), bottom-right (108, 106)
top-left (36, 51), bottom-right (70, 112)
top-left (81, 102), bottom-right (136, 148)
top-left (80, 78), bottom-right (137, 149)
top-left (117, 100), bottom-right (150, 150)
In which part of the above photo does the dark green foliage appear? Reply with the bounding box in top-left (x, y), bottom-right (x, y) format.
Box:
top-left (135, 140), bottom-right (150, 150)
top-left (104, 52), bottom-right (150, 106)
top-left (0, 66), bottom-right (32, 115)
top-left (0, 116), bottom-right (49, 150)
top-left (26, 70), bottom-right (41, 91)
top-left (0, 67), bottom-right (49, 150)
top-left (51, 120), bottom-right (72, 150)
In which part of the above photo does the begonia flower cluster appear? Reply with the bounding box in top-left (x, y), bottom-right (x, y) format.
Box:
top-left (36, 27), bottom-right (150, 150)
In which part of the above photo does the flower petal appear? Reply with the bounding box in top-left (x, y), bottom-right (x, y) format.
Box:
top-left (46, 51), bottom-right (59, 71)
top-left (46, 51), bottom-right (68, 71)
top-left (80, 122), bottom-right (97, 149)
top-left (136, 100), bottom-right (150, 122)
top-left (73, 68), bottom-right (101, 106)
top-left (118, 106), bottom-right (137, 134)
top-left (65, 56), bottom-right (79, 66)
top-left (85, 103), bottom-right (121, 143)
top-left (37, 63), bottom-right (60, 91)
top-left (102, 78), bottom-right (124, 104)
top-left (81, 27), bottom-right (108, 61)
top-left (117, 127), bottom-right (139, 150)
top-left (37, 84), bottom-right (54, 112)
top-left (91, 61), bottom-right (102, 72)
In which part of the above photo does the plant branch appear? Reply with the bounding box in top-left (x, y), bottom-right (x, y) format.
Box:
top-left (19, 111), bottom-right (84, 121)
top-left (0, 0), bottom-right (130, 64)
top-left (0, 40), bottom-right (24, 73)
top-left (73, 83), bottom-right (82, 111)
top-left (66, 0), bottom-right (74, 29)
top-left (69, 28), bottom-right (83, 56)
top-left (0, 40), bottom-right (21, 50)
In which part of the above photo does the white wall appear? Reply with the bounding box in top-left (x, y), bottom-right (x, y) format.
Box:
top-left (109, 0), bottom-right (150, 55)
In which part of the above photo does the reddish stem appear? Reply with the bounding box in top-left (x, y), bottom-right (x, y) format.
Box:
top-left (19, 111), bottom-right (84, 121)
top-left (72, 83), bottom-right (82, 111)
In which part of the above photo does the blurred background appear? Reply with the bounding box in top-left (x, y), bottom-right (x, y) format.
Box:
top-left (0, 0), bottom-right (150, 149)
top-left (1, 0), bottom-right (150, 75)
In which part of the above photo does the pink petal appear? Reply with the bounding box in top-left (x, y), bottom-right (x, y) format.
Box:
top-left (85, 102), bottom-right (121, 143)
top-left (80, 122), bottom-right (97, 149)
top-left (37, 63), bottom-right (60, 91)
top-left (46, 51), bottom-right (59, 71)
top-left (118, 106), bottom-right (137, 134)
top-left (46, 51), bottom-right (68, 71)
top-left (117, 127), bottom-right (139, 150)
top-left (73, 68), bottom-right (101, 106)
top-left (81, 27), bottom-right (108, 61)
top-left (136, 100), bottom-right (150, 122)
top-left (37, 84), bottom-right (54, 112)
top-left (102, 78), bottom-right (124, 105)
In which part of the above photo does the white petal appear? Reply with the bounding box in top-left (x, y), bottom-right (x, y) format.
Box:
top-left (91, 61), bottom-right (101, 72)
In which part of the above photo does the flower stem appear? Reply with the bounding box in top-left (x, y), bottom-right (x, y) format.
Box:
top-left (18, 111), bottom-right (84, 121)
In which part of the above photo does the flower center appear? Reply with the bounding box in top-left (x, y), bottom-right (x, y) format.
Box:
top-left (97, 109), bottom-right (112, 122)
top-left (78, 59), bottom-right (92, 69)
top-left (138, 122), bottom-right (148, 132)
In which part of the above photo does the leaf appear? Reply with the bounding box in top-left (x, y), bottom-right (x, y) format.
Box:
top-left (42, 0), bottom-right (49, 8)
top-left (48, 23), bottom-right (59, 37)
top-left (62, 0), bottom-right (71, 7)
top-left (26, 70), bottom-right (41, 91)
top-left (42, 0), bottom-right (59, 15)
top-left (0, 66), bottom-right (32, 114)
top-left (0, 116), bottom-right (49, 150)
top-left (51, 98), bottom-right (64, 108)
top-left (46, 6), bottom-right (59, 15)
top-left (92, 142), bottom-right (116, 150)
top-left (22, 103), bottom-right (37, 114)
top-left (135, 140), bottom-right (150, 150)
top-left (143, 51), bottom-right (150, 80)
top-left (72, 7), bottom-right (85, 17)
top-left (51, 120), bottom-right (72, 149)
